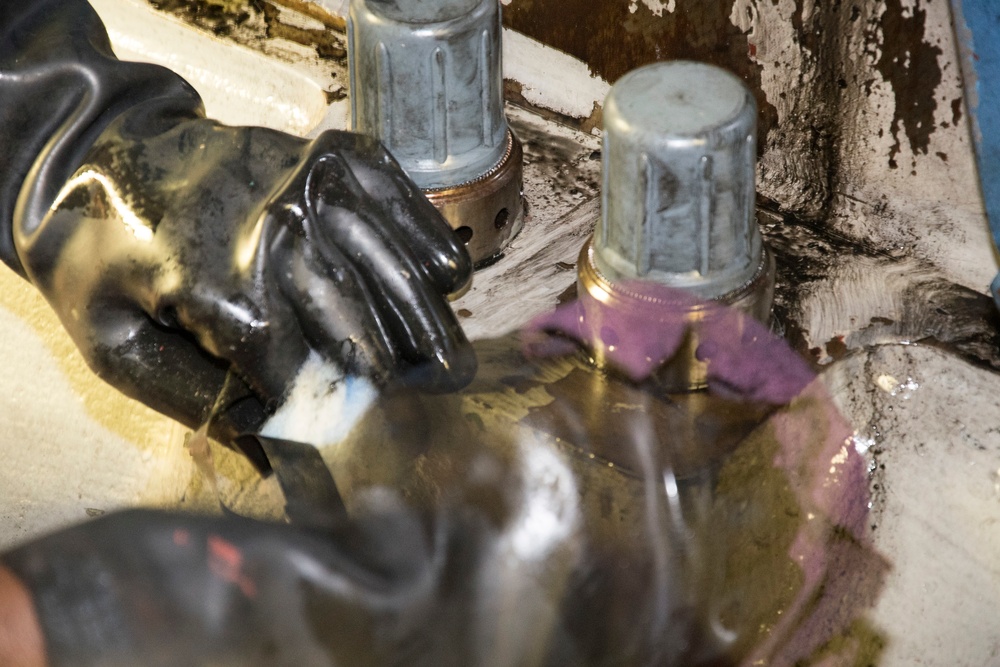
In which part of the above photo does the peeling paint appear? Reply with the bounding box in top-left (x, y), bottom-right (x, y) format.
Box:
top-left (628, 0), bottom-right (676, 17)
top-left (502, 28), bottom-right (611, 123)
top-left (872, 0), bottom-right (943, 169)
top-left (147, 0), bottom-right (346, 61)
top-left (135, 0), bottom-right (994, 292)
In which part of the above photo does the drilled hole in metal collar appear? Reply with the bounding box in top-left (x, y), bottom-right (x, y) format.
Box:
top-left (494, 208), bottom-right (510, 230)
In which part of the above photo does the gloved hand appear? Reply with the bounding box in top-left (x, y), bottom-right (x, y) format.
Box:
top-left (0, 1), bottom-right (474, 447)
top-left (1, 507), bottom-right (484, 667)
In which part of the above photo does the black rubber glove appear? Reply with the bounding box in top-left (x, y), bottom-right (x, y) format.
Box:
top-left (0, 1), bottom-right (474, 445)
top-left (2, 508), bottom-right (490, 667)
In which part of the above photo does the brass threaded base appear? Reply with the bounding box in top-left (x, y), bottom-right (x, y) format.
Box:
top-left (576, 236), bottom-right (776, 391)
top-left (423, 130), bottom-right (525, 268)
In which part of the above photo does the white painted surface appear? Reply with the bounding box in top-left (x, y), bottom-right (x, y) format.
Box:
top-left (92, 0), bottom-right (333, 136)
top-left (731, 0), bottom-right (998, 293)
top-left (0, 277), bottom-right (214, 551)
top-left (825, 345), bottom-right (1000, 665)
top-left (501, 28), bottom-right (610, 125)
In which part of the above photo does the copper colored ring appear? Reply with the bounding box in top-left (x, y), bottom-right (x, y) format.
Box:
top-left (423, 130), bottom-right (525, 268)
top-left (576, 235), bottom-right (775, 391)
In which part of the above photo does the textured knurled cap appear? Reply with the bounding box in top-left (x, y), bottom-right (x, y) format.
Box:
top-left (348, 0), bottom-right (508, 190)
top-left (595, 61), bottom-right (763, 300)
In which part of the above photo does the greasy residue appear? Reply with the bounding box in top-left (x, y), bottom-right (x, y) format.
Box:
top-left (513, 117), bottom-right (600, 204)
top-left (147, 0), bottom-right (346, 63)
top-left (147, 0), bottom-right (252, 35)
top-left (259, 2), bottom-right (345, 59)
top-left (873, 0), bottom-right (943, 169)
top-left (761, 201), bottom-right (1000, 374)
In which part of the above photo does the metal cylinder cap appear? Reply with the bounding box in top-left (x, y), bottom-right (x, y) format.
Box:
top-left (348, 0), bottom-right (508, 190)
top-left (596, 61), bottom-right (763, 300)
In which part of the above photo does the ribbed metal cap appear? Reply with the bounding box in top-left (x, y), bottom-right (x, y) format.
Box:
top-left (348, 0), bottom-right (508, 190)
top-left (595, 61), bottom-right (762, 300)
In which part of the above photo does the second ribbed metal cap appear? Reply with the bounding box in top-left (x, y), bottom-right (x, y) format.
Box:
top-left (595, 61), bottom-right (763, 300)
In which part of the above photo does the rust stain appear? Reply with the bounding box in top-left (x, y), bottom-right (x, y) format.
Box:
top-left (147, 0), bottom-right (347, 63)
top-left (825, 335), bottom-right (848, 362)
top-left (260, 2), bottom-right (345, 59)
top-left (148, 0), bottom-right (252, 35)
top-left (503, 0), bottom-right (778, 152)
top-left (271, 0), bottom-right (344, 31)
top-left (872, 0), bottom-right (943, 169)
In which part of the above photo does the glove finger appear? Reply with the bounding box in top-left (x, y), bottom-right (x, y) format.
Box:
top-left (329, 210), bottom-right (476, 392)
top-left (306, 157), bottom-right (475, 391)
top-left (277, 226), bottom-right (400, 385)
top-left (319, 134), bottom-right (473, 296)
